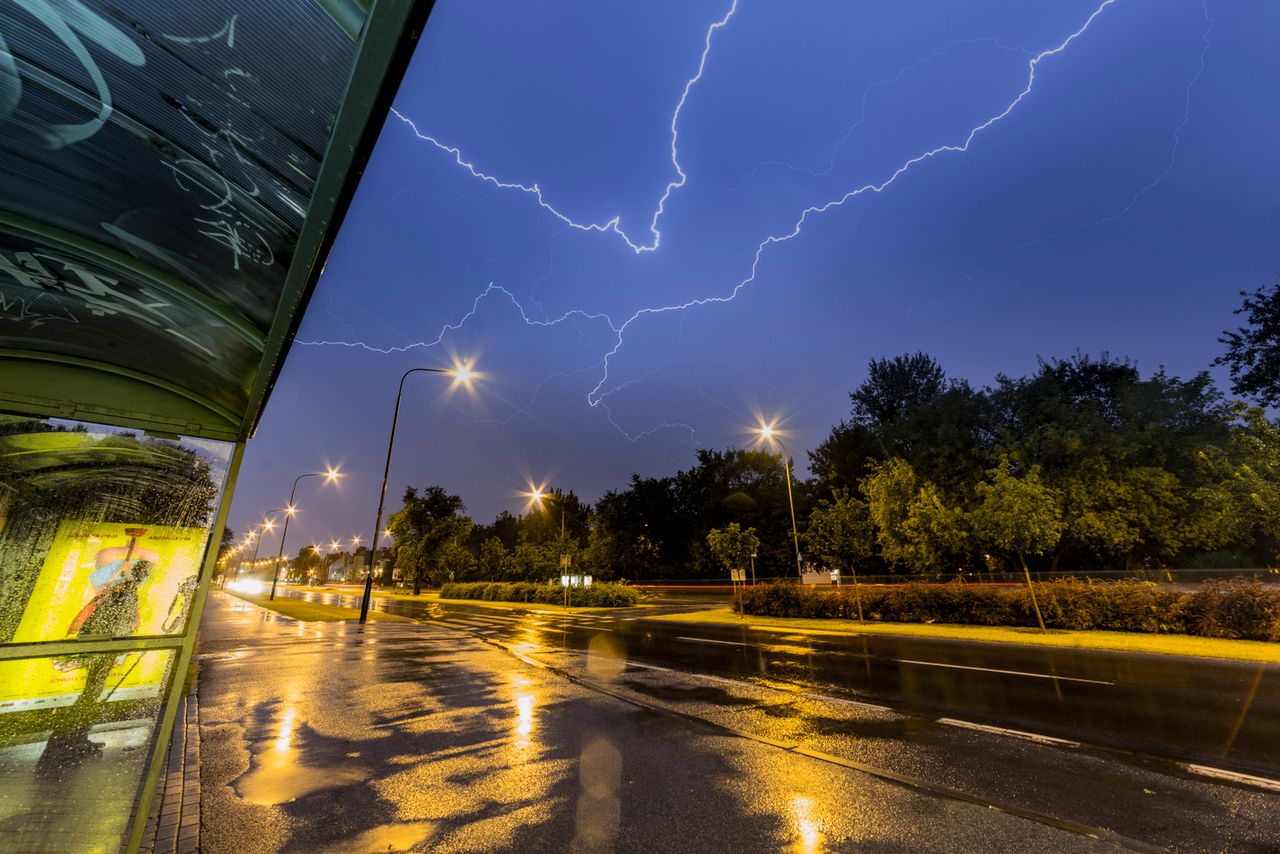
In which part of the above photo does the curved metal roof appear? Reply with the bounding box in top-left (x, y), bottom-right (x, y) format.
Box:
top-left (0, 0), bottom-right (432, 440)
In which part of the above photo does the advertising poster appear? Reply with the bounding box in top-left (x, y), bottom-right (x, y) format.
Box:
top-left (0, 521), bottom-right (207, 713)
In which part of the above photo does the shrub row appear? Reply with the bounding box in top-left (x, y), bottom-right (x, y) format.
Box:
top-left (732, 579), bottom-right (1280, 641)
top-left (440, 580), bottom-right (639, 608)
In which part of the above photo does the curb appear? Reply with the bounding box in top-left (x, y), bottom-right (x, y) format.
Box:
top-left (139, 687), bottom-right (201, 854)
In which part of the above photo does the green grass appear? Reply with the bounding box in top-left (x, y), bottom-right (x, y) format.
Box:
top-left (229, 591), bottom-right (408, 622)
top-left (294, 586), bottom-right (654, 614)
top-left (651, 608), bottom-right (1280, 663)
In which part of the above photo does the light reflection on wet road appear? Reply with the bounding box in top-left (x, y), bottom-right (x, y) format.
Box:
top-left (199, 590), bottom-right (1280, 852)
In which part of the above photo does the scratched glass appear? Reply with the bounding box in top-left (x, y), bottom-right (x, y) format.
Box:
top-left (0, 414), bottom-right (232, 645)
top-left (0, 648), bottom-right (178, 853)
top-left (0, 1), bottom-right (359, 418)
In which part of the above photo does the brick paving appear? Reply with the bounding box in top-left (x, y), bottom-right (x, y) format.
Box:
top-left (138, 689), bottom-right (201, 854)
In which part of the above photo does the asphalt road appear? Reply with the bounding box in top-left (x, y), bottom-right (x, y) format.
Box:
top-left (284, 585), bottom-right (1280, 772)
top-left (198, 587), bottom-right (1280, 852)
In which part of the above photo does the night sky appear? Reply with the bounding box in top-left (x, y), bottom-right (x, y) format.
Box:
top-left (229, 0), bottom-right (1280, 553)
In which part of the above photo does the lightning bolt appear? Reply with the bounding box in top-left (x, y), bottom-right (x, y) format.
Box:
top-left (585, 0), bottom-right (1120, 407)
top-left (387, 0), bottom-right (737, 255)
top-left (956, 0), bottom-right (1214, 289)
top-left (305, 0), bottom-right (1126, 442)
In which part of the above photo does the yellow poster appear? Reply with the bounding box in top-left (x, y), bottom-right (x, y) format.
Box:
top-left (0, 521), bottom-right (207, 712)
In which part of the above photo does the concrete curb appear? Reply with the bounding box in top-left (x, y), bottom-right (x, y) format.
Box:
top-left (139, 688), bottom-right (201, 854)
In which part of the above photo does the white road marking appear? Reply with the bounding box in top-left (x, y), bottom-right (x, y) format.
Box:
top-left (626, 662), bottom-right (673, 672)
top-left (895, 659), bottom-right (1114, 685)
top-left (675, 636), bottom-right (753, 647)
top-left (1181, 763), bottom-right (1280, 792)
top-left (937, 717), bottom-right (1081, 747)
top-left (803, 693), bottom-right (894, 714)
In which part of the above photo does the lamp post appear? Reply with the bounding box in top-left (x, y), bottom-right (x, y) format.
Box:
top-left (269, 467), bottom-right (341, 600)
top-left (755, 421), bottom-right (804, 580)
top-left (245, 509), bottom-right (291, 581)
top-left (360, 361), bottom-right (475, 624)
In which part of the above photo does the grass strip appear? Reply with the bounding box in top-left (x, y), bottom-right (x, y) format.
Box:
top-left (293, 586), bottom-right (655, 614)
top-left (228, 591), bottom-right (407, 622)
top-left (650, 608), bottom-right (1280, 663)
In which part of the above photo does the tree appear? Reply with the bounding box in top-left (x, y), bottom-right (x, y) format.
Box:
top-left (811, 353), bottom-right (993, 498)
top-left (971, 460), bottom-right (1062, 632)
top-left (861, 459), bottom-right (965, 571)
top-left (1217, 283), bottom-right (1280, 407)
top-left (852, 352), bottom-right (948, 427)
top-left (990, 354), bottom-right (1234, 569)
top-left (861, 458), bottom-right (918, 569)
top-left (804, 489), bottom-right (875, 619)
top-left (900, 483), bottom-right (968, 571)
top-left (477, 537), bottom-right (510, 580)
top-left (386, 486), bottom-right (472, 594)
top-left (705, 523), bottom-right (760, 582)
top-left (292, 546), bottom-right (322, 583)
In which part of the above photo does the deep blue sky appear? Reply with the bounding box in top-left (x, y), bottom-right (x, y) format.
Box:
top-left (230, 0), bottom-right (1280, 552)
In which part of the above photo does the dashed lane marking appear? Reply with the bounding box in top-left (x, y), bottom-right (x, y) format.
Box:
top-left (1181, 763), bottom-right (1280, 793)
top-left (674, 636), bottom-right (753, 647)
top-left (895, 659), bottom-right (1114, 686)
top-left (937, 718), bottom-right (1081, 748)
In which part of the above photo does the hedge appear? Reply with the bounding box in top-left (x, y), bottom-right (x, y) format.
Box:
top-left (440, 580), bottom-right (639, 608)
top-left (731, 579), bottom-right (1280, 641)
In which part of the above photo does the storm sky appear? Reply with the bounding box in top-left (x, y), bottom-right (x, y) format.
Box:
top-left (229, 0), bottom-right (1280, 552)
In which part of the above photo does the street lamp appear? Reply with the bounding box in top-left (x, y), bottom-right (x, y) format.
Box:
top-left (526, 484), bottom-right (569, 553)
top-left (269, 467), bottom-right (342, 600)
top-left (360, 360), bottom-right (477, 623)
top-left (243, 509), bottom-right (291, 581)
top-left (754, 419), bottom-right (804, 580)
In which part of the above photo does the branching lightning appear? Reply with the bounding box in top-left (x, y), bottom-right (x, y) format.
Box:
top-left (956, 0), bottom-right (1214, 289)
top-left (302, 0), bottom-right (1146, 443)
top-left (387, 0), bottom-right (737, 255)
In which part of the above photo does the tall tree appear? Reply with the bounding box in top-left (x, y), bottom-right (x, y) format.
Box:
top-left (706, 523), bottom-right (760, 581)
top-left (387, 486), bottom-right (471, 594)
top-left (804, 489), bottom-right (876, 618)
top-left (852, 352), bottom-right (948, 427)
top-left (1216, 283), bottom-right (1280, 407)
top-left (971, 460), bottom-right (1062, 632)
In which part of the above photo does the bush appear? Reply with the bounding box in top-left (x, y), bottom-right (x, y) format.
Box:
top-left (440, 580), bottom-right (639, 608)
top-left (732, 578), bottom-right (1280, 641)
top-left (1184, 579), bottom-right (1280, 641)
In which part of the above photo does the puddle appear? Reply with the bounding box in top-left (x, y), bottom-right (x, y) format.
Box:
top-left (232, 709), bottom-right (368, 804)
top-left (321, 821), bottom-right (435, 853)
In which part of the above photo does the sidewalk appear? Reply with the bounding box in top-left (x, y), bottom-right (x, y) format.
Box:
top-left (137, 690), bottom-right (201, 854)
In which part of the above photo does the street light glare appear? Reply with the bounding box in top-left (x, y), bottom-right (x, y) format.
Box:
top-left (324, 466), bottom-right (342, 481)
top-left (285, 504), bottom-right (297, 516)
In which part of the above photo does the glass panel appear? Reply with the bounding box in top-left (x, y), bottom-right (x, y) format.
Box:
top-left (0, 648), bottom-right (177, 852)
top-left (0, 414), bottom-right (232, 643)
top-left (0, 0), bottom-right (362, 423)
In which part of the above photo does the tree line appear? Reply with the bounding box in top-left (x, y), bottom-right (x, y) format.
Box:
top-left (376, 284), bottom-right (1280, 586)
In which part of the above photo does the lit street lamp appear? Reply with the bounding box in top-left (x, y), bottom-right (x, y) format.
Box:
top-left (244, 510), bottom-right (291, 579)
top-left (360, 360), bottom-right (477, 623)
top-left (755, 420), bottom-right (804, 580)
top-left (269, 467), bottom-right (342, 600)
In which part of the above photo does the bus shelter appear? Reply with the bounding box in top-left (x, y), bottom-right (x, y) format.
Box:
top-left (0, 2), bottom-right (431, 849)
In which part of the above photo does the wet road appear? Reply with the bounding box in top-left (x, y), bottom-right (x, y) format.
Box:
top-left (200, 593), bottom-right (1139, 852)
top-left (199, 589), bottom-right (1280, 851)
top-left (283, 586), bottom-right (1280, 774)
